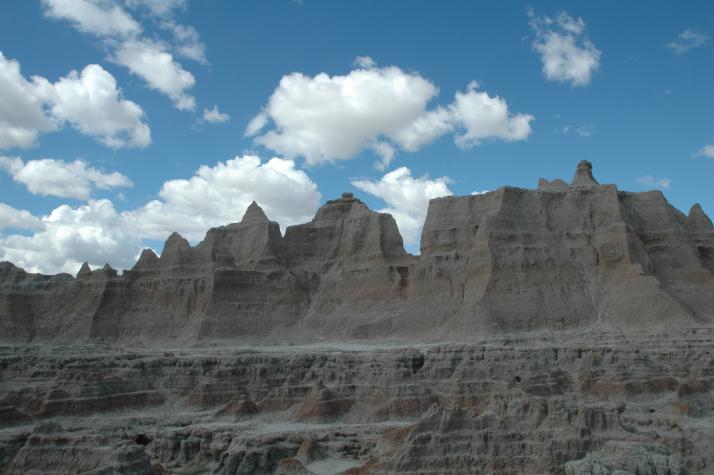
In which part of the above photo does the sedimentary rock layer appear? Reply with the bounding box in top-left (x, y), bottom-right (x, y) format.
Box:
top-left (1, 162), bottom-right (712, 344)
top-left (1, 329), bottom-right (712, 473)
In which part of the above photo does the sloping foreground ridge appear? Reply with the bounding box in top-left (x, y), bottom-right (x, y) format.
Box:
top-left (2, 160), bottom-right (713, 344)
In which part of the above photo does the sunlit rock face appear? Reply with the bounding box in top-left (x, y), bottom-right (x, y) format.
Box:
top-left (410, 163), bottom-right (714, 338)
top-left (1, 162), bottom-right (712, 345)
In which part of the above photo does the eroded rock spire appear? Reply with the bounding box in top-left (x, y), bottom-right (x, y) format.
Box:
top-left (570, 160), bottom-right (599, 187)
top-left (77, 262), bottom-right (91, 278)
top-left (688, 203), bottom-right (714, 232)
top-left (241, 201), bottom-right (268, 224)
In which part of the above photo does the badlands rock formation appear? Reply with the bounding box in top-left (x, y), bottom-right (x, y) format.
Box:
top-left (1, 330), bottom-right (713, 474)
top-left (1, 161), bottom-right (713, 474)
top-left (1, 161), bottom-right (713, 344)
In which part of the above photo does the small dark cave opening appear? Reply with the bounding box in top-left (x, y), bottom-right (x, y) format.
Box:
top-left (411, 353), bottom-right (425, 374)
top-left (135, 434), bottom-right (151, 446)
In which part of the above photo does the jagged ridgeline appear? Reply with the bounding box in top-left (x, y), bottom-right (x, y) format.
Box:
top-left (1, 161), bottom-right (713, 344)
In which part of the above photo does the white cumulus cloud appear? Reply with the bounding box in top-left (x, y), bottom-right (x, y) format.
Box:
top-left (201, 105), bottom-right (230, 124)
top-left (0, 156), bottom-right (132, 200)
top-left (388, 106), bottom-right (453, 153)
top-left (371, 141), bottom-right (396, 171)
top-left (636, 175), bottom-right (671, 190)
top-left (124, 155), bottom-right (321, 240)
top-left (696, 144), bottom-right (714, 158)
top-left (0, 199), bottom-right (142, 275)
top-left (42, 0), bottom-right (141, 37)
top-left (0, 203), bottom-right (44, 231)
top-left (123, 0), bottom-right (187, 17)
top-left (561, 124), bottom-right (595, 137)
top-left (353, 55), bottom-right (377, 68)
top-left (352, 167), bottom-right (452, 246)
top-left (0, 52), bottom-right (57, 149)
top-left (41, 0), bottom-right (200, 111)
top-left (112, 39), bottom-right (196, 110)
top-left (666, 30), bottom-right (710, 55)
top-left (124, 0), bottom-right (206, 63)
top-left (0, 52), bottom-right (150, 150)
top-left (247, 60), bottom-right (533, 167)
top-left (0, 155), bottom-right (322, 274)
top-left (247, 65), bottom-right (440, 165)
top-left (530, 11), bottom-right (601, 86)
top-left (449, 81), bottom-right (534, 148)
top-left (164, 21), bottom-right (207, 64)
top-left (34, 64), bottom-right (151, 148)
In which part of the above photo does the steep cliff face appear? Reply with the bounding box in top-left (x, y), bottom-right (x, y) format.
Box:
top-left (688, 203), bottom-right (714, 274)
top-left (0, 262), bottom-right (106, 343)
top-left (282, 193), bottom-right (415, 339)
top-left (0, 193), bottom-right (415, 344)
top-left (0, 263), bottom-right (71, 342)
top-left (412, 161), bottom-right (714, 336)
top-left (0, 162), bottom-right (712, 344)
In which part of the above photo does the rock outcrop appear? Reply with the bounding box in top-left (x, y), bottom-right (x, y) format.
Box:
top-left (1, 330), bottom-right (712, 473)
top-left (1, 162), bottom-right (713, 473)
top-left (1, 162), bottom-right (712, 345)
top-left (409, 162), bottom-right (714, 338)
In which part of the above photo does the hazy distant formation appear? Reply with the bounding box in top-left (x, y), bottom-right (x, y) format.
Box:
top-left (1, 161), bottom-right (713, 344)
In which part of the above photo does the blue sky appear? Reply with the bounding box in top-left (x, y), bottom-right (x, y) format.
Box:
top-left (1, 0), bottom-right (713, 274)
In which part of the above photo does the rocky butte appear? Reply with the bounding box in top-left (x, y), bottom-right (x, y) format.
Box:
top-left (0, 161), bottom-right (713, 474)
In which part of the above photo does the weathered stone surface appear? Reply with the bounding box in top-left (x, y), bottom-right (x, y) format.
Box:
top-left (1, 421), bottom-right (154, 474)
top-left (570, 159), bottom-right (599, 187)
top-left (410, 164), bottom-right (714, 338)
top-left (1, 162), bottom-right (711, 345)
top-left (1, 162), bottom-right (713, 473)
top-left (0, 329), bottom-right (712, 473)
top-left (538, 177), bottom-right (568, 191)
top-left (565, 441), bottom-right (685, 475)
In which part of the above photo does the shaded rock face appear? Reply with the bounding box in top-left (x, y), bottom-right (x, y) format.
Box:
top-left (0, 421), bottom-right (154, 475)
top-left (1, 331), bottom-right (712, 473)
top-left (0, 194), bottom-right (412, 344)
top-left (1, 162), bottom-right (713, 344)
top-left (282, 194), bottom-right (414, 338)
